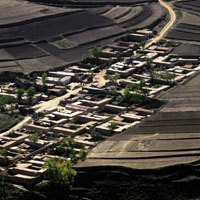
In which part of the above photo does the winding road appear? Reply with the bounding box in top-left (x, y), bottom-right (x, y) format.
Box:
top-left (146, 0), bottom-right (176, 48)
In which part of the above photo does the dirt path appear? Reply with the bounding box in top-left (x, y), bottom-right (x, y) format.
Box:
top-left (145, 0), bottom-right (176, 48)
top-left (2, 85), bottom-right (82, 135)
top-left (2, 70), bottom-right (108, 135)
top-left (93, 69), bottom-right (107, 85)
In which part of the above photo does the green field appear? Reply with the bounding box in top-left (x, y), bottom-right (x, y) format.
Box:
top-left (0, 114), bottom-right (19, 133)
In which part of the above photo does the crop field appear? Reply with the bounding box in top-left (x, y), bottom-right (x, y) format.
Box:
top-left (115, 6), bottom-right (143, 24)
top-left (0, 11), bottom-right (113, 41)
top-left (31, 0), bottom-right (157, 5)
top-left (71, 0), bottom-right (156, 4)
top-left (0, 0), bottom-right (80, 27)
top-left (119, 5), bottom-right (152, 28)
top-left (175, 0), bottom-right (200, 16)
top-left (170, 43), bottom-right (200, 57)
top-left (5, 44), bottom-right (48, 59)
top-left (167, 0), bottom-right (200, 43)
top-left (65, 26), bottom-right (125, 45)
top-left (166, 0), bottom-right (200, 44)
top-left (85, 6), bottom-right (113, 14)
top-left (0, 0), bottom-right (166, 73)
top-left (103, 6), bottom-right (132, 19)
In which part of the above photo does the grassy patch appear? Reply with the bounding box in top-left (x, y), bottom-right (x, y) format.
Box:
top-left (50, 39), bottom-right (77, 49)
top-left (0, 114), bottom-right (20, 133)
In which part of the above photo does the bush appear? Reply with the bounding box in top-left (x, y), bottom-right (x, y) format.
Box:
top-left (90, 46), bottom-right (102, 59)
top-left (29, 134), bottom-right (39, 143)
top-left (43, 158), bottom-right (77, 187)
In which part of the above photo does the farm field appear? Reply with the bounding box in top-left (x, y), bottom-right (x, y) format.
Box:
top-left (65, 26), bottom-right (126, 45)
top-left (170, 43), bottom-right (200, 56)
top-left (28, 0), bottom-right (157, 5)
top-left (0, 0), bottom-right (165, 73)
top-left (166, 0), bottom-right (200, 44)
top-left (0, 114), bottom-right (21, 133)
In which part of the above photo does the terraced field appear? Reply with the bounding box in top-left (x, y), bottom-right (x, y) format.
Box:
top-left (0, 0), bottom-right (165, 73)
top-left (166, 0), bottom-right (200, 44)
top-left (29, 0), bottom-right (157, 5)
top-left (79, 72), bottom-right (200, 169)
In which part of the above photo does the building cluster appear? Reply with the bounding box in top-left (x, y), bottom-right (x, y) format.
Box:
top-left (0, 29), bottom-right (200, 186)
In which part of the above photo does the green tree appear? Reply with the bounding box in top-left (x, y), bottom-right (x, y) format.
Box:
top-left (90, 46), bottom-right (102, 59)
top-left (17, 88), bottom-right (25, 100)
top-left (1, 149), bottom-right (9, 165)
top-left (107, 121), bottom-right (118, 133)
top-left (43, 158), bottom-right (77, 187)
top-left (59, 138), bottom-right (77, 163)
top-left (138, 79), bottom-right (149, 100)
top-left (26, 87), bottom-right (36, 102)
top-left (0, 96), bottom-right (16, 107)
top-left (164, 71), bottom-right (176, 84)
top-left (145, 57), bottom-right (153, 68)
top-left (123, 86), bottom-right (133, 103)
top-left (140, 40), bottom-right (146, 50)
top-left (111, 86), bottom-right (117, 94)
top-left (28, 134), bottom-right (39, 143)
top-left (108, 73), bottom-right (120, 86)
top-left (92, 132), bottom-right (102, 141)
top-left (42, 72), bottom-right (47, 88)
top-left (8, 130), bottom-right (17, 138)
top-left (116, 95), bottom-right (123, 103)
top-left (79, 148), bottom-right (87, 161)
top-left (33, 73), bottom-right (38, 84)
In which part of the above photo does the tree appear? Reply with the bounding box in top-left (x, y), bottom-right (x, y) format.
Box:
top-left (42, 72), bottom-right (47, 88)
top-left (33, 73), bottom-right (38, 84)
top-left (107, 122), bottom-right (118, 133)
top-left (17, 88), bottom-right (25, 100)
top-left (90, 46), bottom-right (102, 59)
top-left (116, 95), bottom-right (123, 103)
top-left (138, 79), bottom-right (149, 100)
top-left (122, 84), bottom-right (146, 105)
top-left (28, 134), bottom-right (39, 143)
top-left (111, 86), bottom-right (117, 94)
top-left (1, 149), bottom-right (9, 165)
top-left (140, 40), bottom-right (146, 50)
top-left (79, 148), bottom-right (87, 161)
top-left (108, 73), bottom-right (120, 86)
top-left (92, 132), bottom-right (102, 141)
top-left (163, 71), bottom-right (176, 84)
top-left (26, 87), bottom-right (36, 102)
top-left (123, 86), bottom-right (133, 103)
top-left (59, 138), bottom-right (77, 163)
top-left (145, 57), bottom-right (153, 68)
top-left (8, 130), bottom-right (17, 138)
top-left (43, 158), bottom-right (77, 187)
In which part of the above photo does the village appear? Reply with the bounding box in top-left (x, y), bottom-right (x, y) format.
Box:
top-left (0, 28), bottom-right (200, 186)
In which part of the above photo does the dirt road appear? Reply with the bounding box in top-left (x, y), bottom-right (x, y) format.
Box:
top-left (145, 0), bottom-right (176, 48)
top-left (3, 85), bottom-right (82, 135)
top-left (3, 70), bottom-right (107, 135)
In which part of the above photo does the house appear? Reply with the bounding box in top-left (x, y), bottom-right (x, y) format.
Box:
top-left (128, 33), bottom-right (148, 42)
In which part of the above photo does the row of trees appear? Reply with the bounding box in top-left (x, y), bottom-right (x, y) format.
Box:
top-left (17, 87), bottom-right (36, 102)
top-left (32, 72), bottom-right (47, 87)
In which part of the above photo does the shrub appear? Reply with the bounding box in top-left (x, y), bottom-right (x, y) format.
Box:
top-left (43, 158), bottom-right (77, 187)
top-left (28, 134), bottom-right (39, 143)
